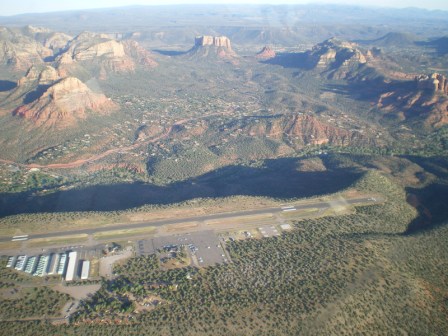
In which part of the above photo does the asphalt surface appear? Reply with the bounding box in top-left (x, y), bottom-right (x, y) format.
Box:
top-left (1, 196), bottom-right (381, 243)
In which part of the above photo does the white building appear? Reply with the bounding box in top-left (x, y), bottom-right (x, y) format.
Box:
top-left (56, 253), bottom-right (67, 275)
top-left (65, 252), bottom-right (78, 282)
top-left (80, 260), bottom-right (90, 280)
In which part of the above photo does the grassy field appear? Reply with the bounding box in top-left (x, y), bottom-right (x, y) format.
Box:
top-left (27, 234), bottom-right (89, 248)
top-left (93, 227), bottom-right (156, 240)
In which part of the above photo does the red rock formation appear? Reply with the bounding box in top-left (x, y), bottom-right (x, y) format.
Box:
top-left (0, 27), bottom-right (52, 71)
top-left (256, 46), bottom-right (276, 60)
top-left (13, 77), bottom-right (117, 128)
top-left (122, 40), bottom-right (158, 68)
top-left (244, 114), bottom-right (367, 147)
top-left (57, 32), bottom-right (157, 77)
top-left (195, 36), bottom-right (232, 50)
top-left (17, 65), bottom-right (59, 86)
top-left (305, 38), bottom-right (367, 79)
top-left (190, 35), bottom-right (237, 61)
top-left (377, 74), bottom-right (448, 128)
top-left (416, 73), bottom-right (448, 94)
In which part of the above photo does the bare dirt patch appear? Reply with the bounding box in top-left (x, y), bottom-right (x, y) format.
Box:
top-left (53, 284), bottom-right (101, 300)
top-left (99, 247), bottom-right (133, 277)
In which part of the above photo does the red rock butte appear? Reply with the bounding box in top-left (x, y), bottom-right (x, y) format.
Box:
top-left (194, 35), bottom-right (232, 50)
top-left (14, 77), bottom-right (117, 128)
top-left (256, 46), bottom-right (276, 59)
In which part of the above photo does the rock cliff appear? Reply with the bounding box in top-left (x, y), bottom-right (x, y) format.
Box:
top-left (188, 35), bottom-right (237, 61)
top-left (305, 38), bottom-right (367, 79)
top-left (195, 36), bottom-right (232, 50)
top-left (17, 65), bottom-right (60, 87)
top-left (415, 73), bottom-right (448, 94)
top-left (0, 27), bottom-right (52, 70)
top-left (377, 73), bottom-right (448, 128)
top-left (244, 114), bottom-right (367, 147)
top-left (57, 32), bottom-right (157, 76)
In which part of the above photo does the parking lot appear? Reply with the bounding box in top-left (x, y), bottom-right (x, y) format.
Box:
top-left (137, 230), bottom-right (228, 267)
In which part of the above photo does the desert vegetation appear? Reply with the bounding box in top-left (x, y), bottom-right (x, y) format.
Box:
top-left (1, 172), bottom-right (447, 335)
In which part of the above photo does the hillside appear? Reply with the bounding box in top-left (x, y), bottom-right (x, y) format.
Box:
top-left (360, 31), bottom-right (419, 47)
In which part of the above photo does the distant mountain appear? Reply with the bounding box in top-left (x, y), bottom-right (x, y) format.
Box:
top-left (420, 36), bottom-right (448, 55)
top-left (0, 5), bottom-right (446, 35)
top-left (357, 32), bottom-right (419, 47)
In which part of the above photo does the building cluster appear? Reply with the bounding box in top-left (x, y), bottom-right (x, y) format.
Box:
top-left (5, 251), bottom-right (90, 281)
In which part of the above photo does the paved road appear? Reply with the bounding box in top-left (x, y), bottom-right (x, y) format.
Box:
top-left (1, 196), bottom-right (381, 243)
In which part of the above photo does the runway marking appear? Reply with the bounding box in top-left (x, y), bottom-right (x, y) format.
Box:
top-left (282, 208), bottom-right (297, 212)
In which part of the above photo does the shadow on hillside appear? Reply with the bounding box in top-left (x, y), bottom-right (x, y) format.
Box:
top-left (263, 52), bottom-right (312, 69)
top-left (416, 37), bottom-right (448, 56)
top-left (0, 80), bottom-right (16, 92)
top-left (405, 182), bottom-right (448, 235)
top-left (321, 79), bottom-right (415, 103)
top-left (0, 157), bottom-right (362, 217)
top-left (23, 84), bottom-right (51, 104)
top-left (153, 49), bottom-right (188, 56)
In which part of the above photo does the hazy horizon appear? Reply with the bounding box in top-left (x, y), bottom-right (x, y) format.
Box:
top-left (1, 0), bottom-right (447, 16)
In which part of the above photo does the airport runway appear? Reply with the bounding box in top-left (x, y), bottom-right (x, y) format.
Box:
top-left (1, 196), bottom-right (381, 243)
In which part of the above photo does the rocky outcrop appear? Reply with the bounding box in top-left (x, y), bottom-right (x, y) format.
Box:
top-left (71, 39), bottom-right (126, 61)
top-left (57, 32), bottom-right (157, 76)
top-left (195, 36), bottom-right (232, 50)
top-left (16, 65), bottom-right (59, 86)
top-left (416, 73), bottom-right (448, 94)
top-left (20, 26), bottom-right (72, 52)
top-left (188, 35), bottom-right (237, 61)
top-left (13, 77), bottom-right (117, 128)
top-left (122, 40), bottom-right (158, 68)
top-left (305, 38), bottom-right (367, 79)
top-left (377, 74), bottom-right (448, 128)
top-left (42, 32), bottom-right (72, 51)
top-left (256, 46), bottom-right (276, 60)
top-left (0, 27), bottom-right (52, 70)
top-left (239, 114), bottom-right (369, 147)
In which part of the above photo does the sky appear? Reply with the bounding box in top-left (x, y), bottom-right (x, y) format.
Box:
top-left (1, 0), bottom-right (447, 16)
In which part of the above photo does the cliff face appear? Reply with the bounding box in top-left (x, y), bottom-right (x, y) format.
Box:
top-left (305, 38), bottom-right (367, 79)
top-left (20, 25), bottom-right (72, 52)
top-left (13, 76), bottom-right (116, 128)
top-left (57, 32), bottom-right (157, 76)
top-left (42, 32), bottom-right (72, 51)
top-left (377, 73), bottom-right (448, 128)
top-left (17, 65), bottom-right (60, 86)
top-left (122, 40), bottom-right (158, 68)
top-left (241, 114), bottom-right (369, 147)
top-left (70, 37), bottom-right (126, 61)
top-left (195, 36), bottom-right (232, 50)
top-left (189, 35), bottom-right (237, 61)
top-left (416, 73), bottom-right (448, 94)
